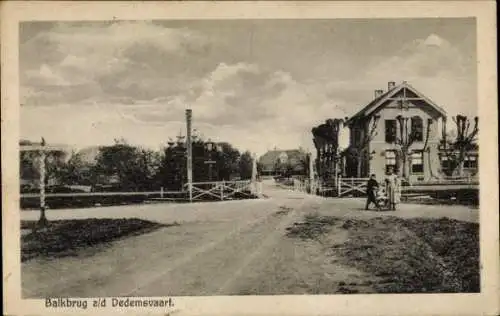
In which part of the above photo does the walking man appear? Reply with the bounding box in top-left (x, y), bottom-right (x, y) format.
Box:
top-left (365, 174), bottom-right (379, 210)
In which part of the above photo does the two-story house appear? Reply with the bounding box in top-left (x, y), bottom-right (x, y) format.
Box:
top-left (258, 148), bottom-right (308, 177)
top-left (344, 81), bottom-right (447, 182)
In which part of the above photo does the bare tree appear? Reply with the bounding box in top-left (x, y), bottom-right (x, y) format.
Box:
top-left (439, 115), bottom-right (479, 177)
top-left (391, 115), bottom-right (434, 179)
top-left (343, 115), bottom-right (380, 177)
top-left (422, 118), bottom-right (440, 180)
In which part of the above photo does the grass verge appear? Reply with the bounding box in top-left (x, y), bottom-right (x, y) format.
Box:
top-left (21, 218), bottom-right (176, 262)
top-left (286, 214), bottom-right (479, 293)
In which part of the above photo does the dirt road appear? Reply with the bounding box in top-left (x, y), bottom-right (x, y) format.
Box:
top-left (21, 181), bottom-right (478, 297)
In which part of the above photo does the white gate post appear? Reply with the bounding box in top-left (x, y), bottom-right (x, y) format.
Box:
top-left (337, 175), bottom-right (342, 197)
top-left (220, 180), bottom-right (224, 200)
top-left (251, 153), bottom-right (257, 195)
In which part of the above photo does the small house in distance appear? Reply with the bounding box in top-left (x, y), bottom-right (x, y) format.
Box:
top-left (344, 81), bottom-right (447, 182)
top-left (258, 148), bottom-right (308, 177)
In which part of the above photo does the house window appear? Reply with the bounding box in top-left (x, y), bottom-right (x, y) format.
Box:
top-left (385, 120), bottom-right (397, 143)
top-left (411, 116), bottom-right (424, 142)
top-left (464, 155), bottom-right (478, 169)
top-left (440, 156), bottom-right (450, 169)
top-left (411, 150), bottom-right (424, 174)
top-left (385, 150), bottom-right (397, 174)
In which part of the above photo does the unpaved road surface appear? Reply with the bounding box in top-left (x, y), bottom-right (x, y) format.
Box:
top-left (21, 181), bottom-right (478, 297)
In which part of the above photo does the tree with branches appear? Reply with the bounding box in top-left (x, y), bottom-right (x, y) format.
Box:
top-left (93, 139), bottom-right (162, 191)
top-left (312, 118), bottom-right (345, 180)
top-left (343, 115), bottom-right (380, 177)
top-left (390, 115), bottom-right (434, 179)
top-left (439, 115), bottom-right (479, 177)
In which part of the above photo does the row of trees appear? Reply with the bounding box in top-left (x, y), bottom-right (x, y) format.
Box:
top-left (312, 119), bottom-right (345, 181)
top-left (20, 137), bottom-right (255, 192)
top-left (311, 114), bottom-right (479, 180)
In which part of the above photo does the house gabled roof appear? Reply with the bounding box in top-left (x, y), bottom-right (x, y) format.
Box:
top-left (258, 149), bottom-right (307, 171)
top-left (345, 81), bottom-right (447, 126)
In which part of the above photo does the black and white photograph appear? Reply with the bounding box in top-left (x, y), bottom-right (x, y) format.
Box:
top-left (2, 2), bottom-right (498, 316)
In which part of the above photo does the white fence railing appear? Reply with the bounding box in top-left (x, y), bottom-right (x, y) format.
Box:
top-left (21, 180), bottom-right (264, 204)
top-left (20, 190), bottom-right (183, 198)
top-left (288, 176), bottom-right (479, 198)
top-left (186, 180), bottom-right (262, 201)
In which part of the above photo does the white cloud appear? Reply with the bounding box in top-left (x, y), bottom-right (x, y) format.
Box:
top-left (362, 34), bottom-right (476, 117)
top-left (21, 21), bottom-right (211, 104)
top-left (20, 28), bottom-right (476, 156)
top-left (21, 60), bottom-right (348, 155)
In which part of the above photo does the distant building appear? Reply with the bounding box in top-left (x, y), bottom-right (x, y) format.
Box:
top-left (258, 149), bottom-right (308, 177)
top-left (344, 81), bottom-right (449, 182)
top-left (77, 146), bottom-right (101, 164)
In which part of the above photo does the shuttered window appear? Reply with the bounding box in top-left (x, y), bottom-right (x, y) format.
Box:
top-left (385, 120), bottom-right (397, 143)
top-left (385, 150), bottom-right (397, 173)
top-left (411, 151), bottom-right (424, 174)
top-left (411, 116), bottom-right (424, 142)
top-left (464, 155), bottom-right (478, 169)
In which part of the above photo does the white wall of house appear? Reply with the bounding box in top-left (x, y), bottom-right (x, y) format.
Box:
top-left (368, 99), bottom-right (444, 181)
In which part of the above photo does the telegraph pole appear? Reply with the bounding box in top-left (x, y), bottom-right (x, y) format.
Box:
top-left (186, 109), bottom-right (193, 202)
top-left (308, 152), bottom-right (314, 194)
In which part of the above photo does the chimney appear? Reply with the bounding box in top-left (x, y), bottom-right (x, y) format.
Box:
top-left (374, 89), bottom-right (384, 98)
top-left (388, 81), bottom-right (396, 90)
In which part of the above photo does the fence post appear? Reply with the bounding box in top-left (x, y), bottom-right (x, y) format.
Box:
top-left (160, 187), bottom-right (164, 198)
top-left (220, 181), bottom-right (224, 201)
top-left (337, 175), bottom-right (342, 197)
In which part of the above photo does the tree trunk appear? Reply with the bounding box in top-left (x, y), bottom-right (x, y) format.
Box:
top-left (356, 155), bottom-right (362, 178)
top-left (402, 157), bottom-right (410, 179)
top-left (397, 152), bottom-right (408, 179)
top-left (457, 152), bottom-right (466, 177)
top-left (37, 207), bottom-right (48, 228)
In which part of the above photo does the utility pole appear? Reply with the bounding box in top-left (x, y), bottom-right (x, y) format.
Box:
top-left (186, 109), bottom-right (193, 202)
top-left (308, 152), bottom-right (314, 194)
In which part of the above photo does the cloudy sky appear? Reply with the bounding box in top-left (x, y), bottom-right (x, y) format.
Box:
top-left (20, 18), bottom-right (477, 155)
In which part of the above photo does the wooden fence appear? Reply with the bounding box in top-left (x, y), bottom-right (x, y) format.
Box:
top-left (20, 180), bottom-right (264, 209)
top-left (288, 176), bottom-right (479, 198)
top-left (186, 180), bottom-right (262, 201)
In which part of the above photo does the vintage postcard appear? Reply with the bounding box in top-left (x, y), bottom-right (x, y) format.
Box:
top-left (2, 1), bottom-right (498, 315)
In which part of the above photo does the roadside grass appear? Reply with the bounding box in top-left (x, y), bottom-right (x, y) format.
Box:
top-left (286, 214), bottom-right (479, 293)
top-left (21, 218), bottom-right (176, 262)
